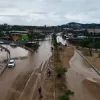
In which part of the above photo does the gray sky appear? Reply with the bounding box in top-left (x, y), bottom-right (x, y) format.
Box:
top-left (0, 0), bottom-right (100, 26)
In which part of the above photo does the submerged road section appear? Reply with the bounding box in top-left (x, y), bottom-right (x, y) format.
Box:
top-left (0, 40), bottom-right (52, 100)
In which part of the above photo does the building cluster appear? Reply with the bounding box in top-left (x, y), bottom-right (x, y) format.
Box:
top-left (1, 28), bottom-right (54, 41)
top-left (63, 28), bottom-right (100, 39)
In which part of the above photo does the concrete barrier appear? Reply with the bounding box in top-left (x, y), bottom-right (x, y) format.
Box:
top-left (16, 44), bottom-right (34, 53)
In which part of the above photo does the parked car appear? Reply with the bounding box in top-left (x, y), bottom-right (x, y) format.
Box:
top-left (7, 60), bottom-right (15, 68)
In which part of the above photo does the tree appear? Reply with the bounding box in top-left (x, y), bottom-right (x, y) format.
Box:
top-left (87, 43), bottom-right (93, 56)
top-left (28, 31), bottom-right (34, 42)
top-left (93, 42), bottom-right (99, 51)
top-left (59, 90), bottom-right (74, 100)
top-left (0, 31), bottom-right (4, 37)
top-left (52, 33), bottom-right (58, 48)
top-left (79, 39), bottom-right (89, 48)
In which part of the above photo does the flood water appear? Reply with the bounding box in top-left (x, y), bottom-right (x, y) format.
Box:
top-left (0, 39), bottom-right (52, 100)
top-left (57, 35), bottom-right (100, 100)
top-left (2, 45), bottom-right (29, 58)
top-left (0, 50), bottom-right (7, 61)
top-left (57, 35), bottom-right (67, 45)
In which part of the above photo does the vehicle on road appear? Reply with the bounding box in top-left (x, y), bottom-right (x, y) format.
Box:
top-left (7, 60), bottom-right (15, 68)
top-left (10, 42), bottom-right (17, 47)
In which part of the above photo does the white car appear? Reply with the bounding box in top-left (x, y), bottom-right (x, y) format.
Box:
top-left (8, 60), bottom-right (15, 68)
top-left (10, 43), bottom-right (17, 47)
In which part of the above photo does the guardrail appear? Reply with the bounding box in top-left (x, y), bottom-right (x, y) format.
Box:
top-left (0, 45), bottom-right (10, 55)
top-left (0, 45), bottom-right (10, 74)
top-left (18, 45), bottom-right (34, 53)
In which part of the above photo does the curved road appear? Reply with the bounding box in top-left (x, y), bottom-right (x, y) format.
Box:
top-left (0, 40), bottom-right (52, 100)
top-left (66, 51), bottom-right (100, 100)
top-left (57, 35), bottom-right (100, 100)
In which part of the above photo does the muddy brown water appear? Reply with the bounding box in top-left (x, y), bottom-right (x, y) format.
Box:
top-left (0, 40), bottom-right (52, 100)
top-left (2, 45), bottom-right (29, 58)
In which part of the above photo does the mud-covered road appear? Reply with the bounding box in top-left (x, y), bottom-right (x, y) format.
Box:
top-left (0, 40), bottom-right (52, 100)
top-left (66, 51), bottom-right (100, 100)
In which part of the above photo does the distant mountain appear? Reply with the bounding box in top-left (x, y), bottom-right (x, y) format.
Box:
top-left (59, 22), bottom-right (100, 29)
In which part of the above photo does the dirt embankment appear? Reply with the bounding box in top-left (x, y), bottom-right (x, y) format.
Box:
top-left (86, 52), bottom-right (100, 70)
top-left (60, 46), bottom-right (74, 69)
top-left (79, 47), bottom-right (100, 70)
top-left (41, 46), bottom-right (74, 100)
top-left (83, 79), bottom-right (100, 100)
top-left (77, 47), bottom-right (100, 100)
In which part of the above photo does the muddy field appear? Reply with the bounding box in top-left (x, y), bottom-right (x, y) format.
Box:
top-left (83, 79), bottom-right (100, 100)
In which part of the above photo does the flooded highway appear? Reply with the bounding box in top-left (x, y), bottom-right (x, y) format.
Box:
top-left (1, 34), bottom-right (100, 100)
top-left (0, 40), bottom-right (52, 100)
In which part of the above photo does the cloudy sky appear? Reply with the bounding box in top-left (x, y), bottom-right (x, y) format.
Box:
top-left (0, 0), bottom-right (100, 26)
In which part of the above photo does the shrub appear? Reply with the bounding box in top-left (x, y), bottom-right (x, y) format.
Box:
top-left (65, 90), bottom-right (74, 96)
top-left (58, 42), bottom-right (62, 46)
top-left (59, 95), bottom-right (69, 100)
top-left (59, 90), bottom-right (74, 100)
top-left (55, 67), bottom-right (67, 78)
top-left (57, 83), bottom-right (66, 90)
top-left (78, 39), bottom-right (89, 48)
top-left (98, 52), bottom-right (100, 58)
top-left (51, 47), bottom-right (53, 51)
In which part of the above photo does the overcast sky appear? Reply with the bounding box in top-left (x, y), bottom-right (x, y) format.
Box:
top-left (0, 0), bottom-right (100, 26)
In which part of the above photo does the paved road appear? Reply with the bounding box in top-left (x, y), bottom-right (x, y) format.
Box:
top-left (0, 40), bottom-right (52, 100)
top-left (66, 51), bottom-right (100, 100)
